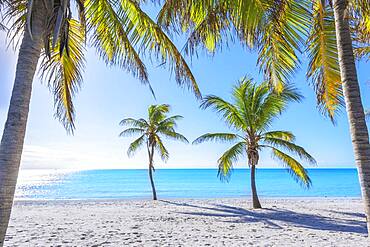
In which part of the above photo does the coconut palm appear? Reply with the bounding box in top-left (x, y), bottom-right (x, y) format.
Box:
top-left (158, 0), bottom-right (370, 231)
top-left (193, 78), bottom-right (316, 208)
top-left (119, 104), bottom-right (188, 200)
top-left (0, 1), bottom-right (200, 244)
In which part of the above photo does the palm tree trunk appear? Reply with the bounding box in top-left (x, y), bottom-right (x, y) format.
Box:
top-left (148, 165), bottom-right (157, 200)
top-left (333, 0), bottom-right (370, 233)
top-left (250, 164), bottom-right (262, 209)
top-left (0, 3), bottom-right (45, 246)
top-left (148, 145), bottom-right (157, 200)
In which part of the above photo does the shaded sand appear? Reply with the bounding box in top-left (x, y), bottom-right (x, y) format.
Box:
top-left (5, 198), bottom-right (367, 246)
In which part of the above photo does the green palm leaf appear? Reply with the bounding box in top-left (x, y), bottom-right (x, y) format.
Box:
top-left (193, 133), bottom-right (240, 145)
top-left (257, 1), bottom-right (309, 92)
top-left (120, 0), bottom-right (201, 98)
top-left (263, 130), bottom-right (295, 142)
top-left (85, 0), bottom-right (149, 83)
top-left (153, 134), bottom-right (170, 161)
top-left (263, 138), bottom-right (316, 164)
top-left (306, 0), bottom-right (343, 120)
top-left (39, 19), bottom-right (85, 133)
top-left (271, 147), bottom-right (312, 188)
top-left (201, 95), bottom-right (245, 130)
top-left (127, 134), bottom-right (146, 157)
top-left (119, 118), bottom-right (149, 128)
top-left (159, 130), bottom-right (189, 143)
top-left (217, 141), bottom-right (246, 181)
top-left (119, 127), bottom-right (145, 137)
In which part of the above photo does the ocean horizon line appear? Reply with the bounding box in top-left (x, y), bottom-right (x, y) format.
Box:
top-left (20, 167), bottom-right (358, 171)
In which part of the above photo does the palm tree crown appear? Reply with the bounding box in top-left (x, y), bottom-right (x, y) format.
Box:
top-left (120, 104), bottom-right (188, 161)
top-left (194, 78), bottom-right (316, 187)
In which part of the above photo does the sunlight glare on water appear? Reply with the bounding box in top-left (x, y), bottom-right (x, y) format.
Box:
top-left (15, 168), bottom-right (361, 200)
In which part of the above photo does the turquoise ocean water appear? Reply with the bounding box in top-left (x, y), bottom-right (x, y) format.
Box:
top-left (15, 168), bottom-right (361, 200)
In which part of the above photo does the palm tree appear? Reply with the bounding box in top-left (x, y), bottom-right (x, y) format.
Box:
top-left (193, 78), bottom-right (316, 208)
top-left (119, 104), bottom-right (188, 200)
top-left (158, 0), bottom-right (370, 232)
top-left (0, 1), bottom-right (199, 245)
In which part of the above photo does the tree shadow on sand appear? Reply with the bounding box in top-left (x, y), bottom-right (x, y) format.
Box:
top-left (160, 200), bottom-right (367, 234)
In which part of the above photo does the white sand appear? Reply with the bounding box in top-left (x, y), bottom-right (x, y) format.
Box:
top-left (4, 198), bottom-right (368, 246)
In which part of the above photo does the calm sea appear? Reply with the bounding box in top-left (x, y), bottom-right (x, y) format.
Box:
top-left (15, 168), bottom-right (361, 200)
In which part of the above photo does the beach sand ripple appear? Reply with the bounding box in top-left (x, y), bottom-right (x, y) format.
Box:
top-left (5, 198), bottom-right (367, 246)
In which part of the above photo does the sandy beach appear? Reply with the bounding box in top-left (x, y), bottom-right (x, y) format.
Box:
top-left (3, 198), bottom-right (367, 246)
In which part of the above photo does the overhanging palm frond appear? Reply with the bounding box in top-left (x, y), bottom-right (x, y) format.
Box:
top-left (351, 0), bottom-right (370, 60)
top-left (306, 0), bottom-right (343, 120)
top-left (39, 19), bottom-right (85, 133)
top-left (3, 0), bottom-right (27, 48)
top-left (181, 2), bottom-right (232, 55)
top-left (257, 1), bottom-right (309, 92)
top-left (193, 133), bottom-right (240, 145)
top-left (85, 0), bottom-right (149, 83)
top-left (271, 147), bottom-right (312, 188)
top-left (120, 0), bottom-right (201, 98)
top-left (217, 141), bottom-right (246, 181)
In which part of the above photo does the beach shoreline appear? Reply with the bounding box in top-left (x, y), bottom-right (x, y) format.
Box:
top-left (5, 198), bottom-right (367, 246)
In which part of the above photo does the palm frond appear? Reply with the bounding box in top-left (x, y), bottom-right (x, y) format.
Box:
top-left (3, 0), bottom-right (27, 49)
top-left (257, 1), bottom-right (309, 92)
top-left (127, 134), bottom-right (146, 156)
top-left (153, 134), bottom-right (169, 161)
top-left (351, 0), bottom-right (370, 60)
top-left (39, 19), bottom-right (86, 133)
top-left (270, 147), bottom-right (312, 188)
top-left (85, 0), bottom-right (149, 83)
top-left (181, 2), bottom-right (232, 55)
top-left (262, 130), bottom-right (295, 142)
top-left (159, 130), bottom-right (189, 143)
top-left (264, 137), bottom-right (316, 164)
top-left (217, 141), bottom-right (246, 181)
top-left (119, 118), bottom-right (149, 128)
top-left (158, 115), bottom-right (183, 129)
top-left (120, 0), bottom-right (201, 98)
top-left (250, 82), bottom-right (301, 131)
top-left (306, 0), bottom-right (343, 120)
top-left (201, 95), bottom-right (245, 130)
top-left (119, 127), bottom-right (145, 137)
top-left (193, 133), bottom-right (240, 145)
top-left (149, 104), bottom-right (170, 124)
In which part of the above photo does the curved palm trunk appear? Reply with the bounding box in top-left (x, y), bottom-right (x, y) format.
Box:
top-left (250, 164), bottom-right (261, 209)
top-left (148, 144), bottom-right (157, 200)
top-left (0, 4), bottom-right (45, 245)
top-left (333, 0), bottom-right (370, 233)
top-left (248, 149), bottom-right (261, 209)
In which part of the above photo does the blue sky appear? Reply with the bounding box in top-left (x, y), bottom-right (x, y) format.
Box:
top-left (0, 23), bottom-right (369, 170)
